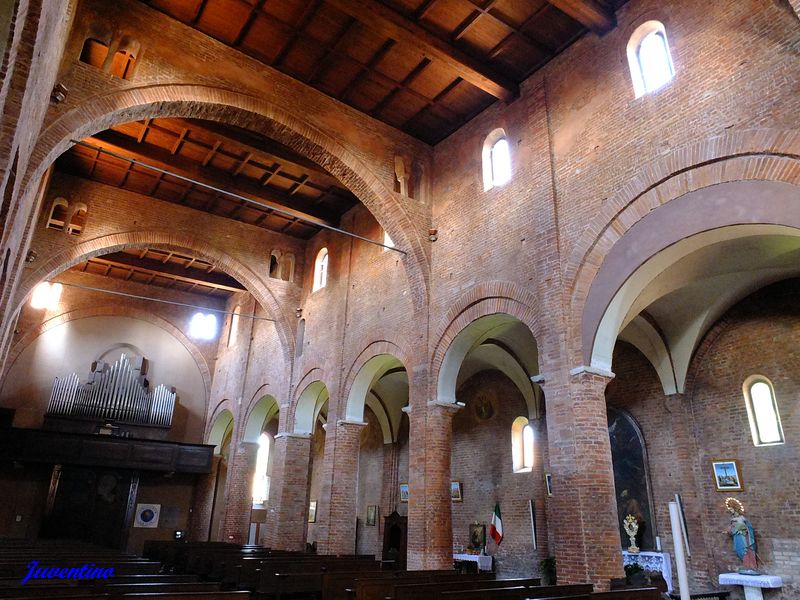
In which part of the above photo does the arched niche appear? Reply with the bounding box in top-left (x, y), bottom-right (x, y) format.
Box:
top-left (243, 395), bottom-right (280, 443)
top-left (208, 409), bottom-right (234, 454)
top-left (293, 380), bottom-right (329, 435)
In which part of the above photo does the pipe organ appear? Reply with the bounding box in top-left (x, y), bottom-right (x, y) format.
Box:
top-left (46, 354), bottom-right (176, 427)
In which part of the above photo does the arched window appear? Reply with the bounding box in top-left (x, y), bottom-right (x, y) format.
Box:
top-left (627, 21), bottom-right (674, 98)
top-left (46, 198), bottom-right (69, 231)
top-left (482, 128), bottom-right (512, 191)
top-left (511, 416), bottom-right (534, 473)
top-left (312, 247), bottom-right (328, 292)
top-left (252, 432), bottom-right (272, 505)
top-left (189, 312), bottom-right (217, 340)
top-left (227, 305), bottom-right (241, 348)
top-left (30, 281), bottom-right (63, 310)
top-left (743, 375), bottom-right (784, 446)
top-left (66, 202), bottom-right (88, 236)
top-left (269, 252), bottom-right (281, 279)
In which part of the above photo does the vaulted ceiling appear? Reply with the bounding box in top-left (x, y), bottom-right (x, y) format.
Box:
top-left (141, 0), bottom-right (624, 144)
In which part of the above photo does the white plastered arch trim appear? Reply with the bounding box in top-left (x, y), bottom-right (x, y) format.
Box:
top-left (345, 354), bottom-right (404, 423)
top-left (207, 409), bottom-right (234, 453)
top-left (592, 224), bottom-right (800, 393)
top-left (365, 391), bottom-right (393, 444)
top-left (293, 380), bottom-right (329, 435)
top-left (456, 343), bottom-right (539, 419)
top-left (243, 395), bottom-right (280, 443)
top-left (618, 316), bottom-right (678, 395)
top-left (437, 313), bottom-right (537, 406)
top-left (481, 127), bottom-right (507, 191)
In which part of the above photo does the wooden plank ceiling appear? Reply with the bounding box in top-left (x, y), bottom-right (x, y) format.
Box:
top-left (58, 117), bottom-right (359, 240)
top-left (71, 247), bottom-right (245, 299)
top-left (141, 0), bottom-right (624, 144)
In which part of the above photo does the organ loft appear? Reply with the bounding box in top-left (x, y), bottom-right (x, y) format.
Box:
top-left (0, 1), bottom-right (798, 599)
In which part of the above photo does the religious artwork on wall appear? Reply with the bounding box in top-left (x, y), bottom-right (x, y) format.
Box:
top-left (399, 483), bottom-right (409, 502)
top-left (450, 481), bottom-right (462, 502)
top-left (366, 505), bottom-right (378, 526)
top-left (544, 473), bottom-right (553, 496)
top-left (712, 460), bottom-right (743, 491)
top-left (608, 407), bottom-right (656, 550)
top-left (469, 523), bottom-right (486, 551)
top-left (134, 503), bottom-right (160, 528)
top-left (308, 500), bottom-right (317, 523)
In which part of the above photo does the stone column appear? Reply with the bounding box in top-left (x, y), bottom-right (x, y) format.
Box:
top-left (419, 400), bottom-right (463, 570)
top-left (187, 454), bottom-right (221, 541)
top-left (316, 419), bottom-right (367, 555)
top-left (220, 441), bottom-right (258, 544)
top-left (263, 432), bottom-right (312, 551)
top-left (546, 367), bottom-right (622, 591)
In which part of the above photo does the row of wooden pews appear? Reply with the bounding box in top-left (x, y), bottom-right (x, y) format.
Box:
top-left (0, 540), bottom-right (249, 600)
top-left (140, 541), bottom-right (664, 600)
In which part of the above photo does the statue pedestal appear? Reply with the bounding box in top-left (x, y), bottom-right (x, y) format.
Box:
top-left (719, 573), bottom-right (782, 600)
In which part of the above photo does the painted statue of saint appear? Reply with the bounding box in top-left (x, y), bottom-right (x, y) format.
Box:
top-left (725, 498), bottom-right (758, 572)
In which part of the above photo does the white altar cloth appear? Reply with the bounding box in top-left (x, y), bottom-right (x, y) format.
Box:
top-left (453, 553), bottom-right (493, 571)
top-left (719, 573), bottom-right (782, 600)
top-left (622, 550), bottom-right (673, 593)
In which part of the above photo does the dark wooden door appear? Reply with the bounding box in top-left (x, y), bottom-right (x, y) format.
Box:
top-left (382, 511), bottom-right (407, 569)
top-left (40, 466), bottom-right (133, 549)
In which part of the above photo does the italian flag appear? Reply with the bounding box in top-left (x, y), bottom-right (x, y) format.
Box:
top-left (489, 502), bottom-right (503, 545)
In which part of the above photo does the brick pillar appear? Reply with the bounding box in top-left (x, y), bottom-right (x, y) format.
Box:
top-left (221, 441), bottom-right (258, 544)
top-left (263, 432), bottom-right (312, 551)
top-left (187, 454), bottom-right (221, 541)
top-left (547, 367), bottom-right (622, 591)
top-left (420, 400), bottom-right (462, 570)
top-left (316, 419), bottom-right (366, 555)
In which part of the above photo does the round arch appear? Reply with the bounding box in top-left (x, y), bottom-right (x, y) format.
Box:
top-left (293, 380), bottom-right (329, 436)
top-left (435, 313), bottom-right (540, 416)
top-left (582, 181), bottom-right (800, 392)
top-left (243, 394), bottom-right (280, 443)
top-left (2, 303), bottom-right (213, 408)
top-left (15, 232), bottom-right (296, 365)
top-left (207, 408), bottom-right (235, 453)
top-left (344, 352), bottom-right (408, 444)
top-left (21, 85), bottom-right (430, 312)
top-left (566, 128), bottom-right (800, 366)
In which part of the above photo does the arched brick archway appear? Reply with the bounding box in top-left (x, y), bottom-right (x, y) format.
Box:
top-left (340, 339), bottom-right (413, 399)
top-left (566, 128), bottom-right (800, 366)
top-left (21, 85), bottom-right (430, 313)
top-left (3, 303), bottom-right (213, 407)
top-left (15, 230), bottom-right (296, 365)
top-left (430, 280), bottom-right (544, 389)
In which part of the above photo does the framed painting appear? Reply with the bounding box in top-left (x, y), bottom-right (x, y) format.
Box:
top-left (366, 505), bottom-right (378, 526)
top-left (712, 459), bottom-right (743, 491)
top-left (399, 483), bottom-right (409, 502)
top-left (450, 481), bottom-right (462, 502)
top-left (545, 473), bottom-right (553, 496)
top-left (469, 523), bottom-right (486, 550)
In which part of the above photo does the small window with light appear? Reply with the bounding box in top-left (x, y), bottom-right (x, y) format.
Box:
top-left (511, 416), bottom-right (535, 473)
top-left (482, 128), bottom-right (512, 191)
top-left (312, 247), bottom-right (328, 292)
top-left (627, 21), bottom-right (674, 98)
top-left (742, 375), bottom-right (784, 446)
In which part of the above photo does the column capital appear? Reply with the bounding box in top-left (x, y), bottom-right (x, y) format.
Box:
top-left (336, 419), bottom-right (368, 428)
top-left (530, 374), bottom-right (546, 384)
top-left (275, 432), bottom-right (312, 440)
top-left (427, 400), bottom-right (465, 414)
top-left (569, 364), bottom-right (615, 380)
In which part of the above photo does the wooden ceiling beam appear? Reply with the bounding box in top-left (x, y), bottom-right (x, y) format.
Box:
top-left (545, 0), bottom-right (616, 34)
top-left (324, 0), bottom-right (518, 101)
top-left (89, 252), bottom-right (246, 292)
top-left (82, 131), bottom-right (338, 229)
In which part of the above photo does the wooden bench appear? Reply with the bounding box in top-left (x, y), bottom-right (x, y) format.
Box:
top-left (392, 577), bottom-right (544, 600)
top-left (119, 593), bottom-right (251, 600)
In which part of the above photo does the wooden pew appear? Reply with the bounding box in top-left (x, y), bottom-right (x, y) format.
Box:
top-left (392, 577), bottom-right (543, 600)
top-left (439, 583), bottom-right (595, 600)
top-left (353, 571), bottom-right (496, 600)
top-left (119, 593), bottom-right (251, 599)
top-left (323, 569), bottom-right (468, 600)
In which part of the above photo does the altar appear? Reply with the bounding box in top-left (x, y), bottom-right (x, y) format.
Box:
top-left (453, 553), bottom-right (493, 571)
top-left (623, 550), bottom-right (673, 593)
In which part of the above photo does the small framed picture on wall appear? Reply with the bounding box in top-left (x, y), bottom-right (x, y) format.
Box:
top-left (399, 483), bottom-right (409, 502)
top-left (450, 481), bottom-right (463, 502)
top-left (366, 505), bottom-right (378, 526)
top-left (308, 500), bottom-right (317, 523)
top-left (545, 473), bottom-right (553, 496)
top-left (711, 459), bottom-right (743, 492)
